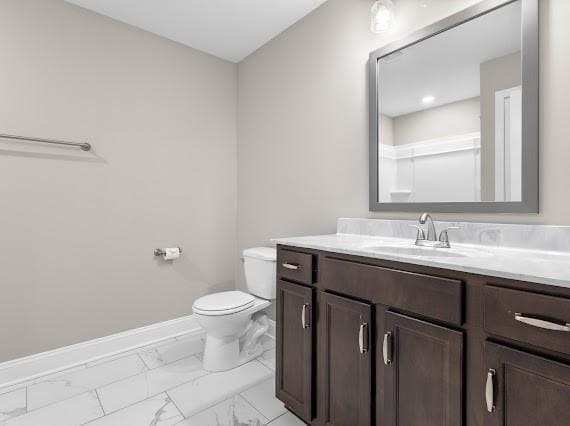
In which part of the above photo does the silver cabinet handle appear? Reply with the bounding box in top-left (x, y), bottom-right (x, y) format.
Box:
top-left (358, 323), bottom-right (369, 354)
top-left (383, 332), bottom-right (392, 365)
top-left (514, 313), bottom-right (570, 332)
top-left (486, 369), bottom-right (496, 413)
top-left (282, 263), bottom-right (301, 270)
top-left (301, 303), bottom-right (309, 329)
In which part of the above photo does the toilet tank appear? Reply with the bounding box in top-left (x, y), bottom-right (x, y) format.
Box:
top-left (243, 247), bottom-right (277, 300)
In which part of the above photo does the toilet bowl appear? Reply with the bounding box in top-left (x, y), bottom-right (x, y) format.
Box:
top-left (193, 247), bottom-right (276, 372)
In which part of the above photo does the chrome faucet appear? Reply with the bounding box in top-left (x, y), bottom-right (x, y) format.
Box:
top-left (413, 213), bottom-right (459, 248)
top-left (419, 213), bottom-right (437, 242)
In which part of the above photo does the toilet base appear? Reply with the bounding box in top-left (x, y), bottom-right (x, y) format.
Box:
top-left (202, 314), bottom-right (269, 372)
top-left (202, 336), bottom-right (265, 372)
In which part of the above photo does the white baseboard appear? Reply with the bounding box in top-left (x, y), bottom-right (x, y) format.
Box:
top-left (0, 314), bottom-right (202, 390)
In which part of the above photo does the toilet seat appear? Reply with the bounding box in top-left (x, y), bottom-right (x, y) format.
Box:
top-left (193, 291), bottom-right (255, 316)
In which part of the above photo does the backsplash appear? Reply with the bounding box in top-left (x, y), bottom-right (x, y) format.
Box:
top-left (337, 218), bottom-right (570, 253)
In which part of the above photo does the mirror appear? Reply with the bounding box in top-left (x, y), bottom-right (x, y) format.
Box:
top-left (369, 0), bottom-right (538, 213)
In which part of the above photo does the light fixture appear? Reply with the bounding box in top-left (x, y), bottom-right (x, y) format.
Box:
top-left (422, 95), bottom-right (435, 104)
top-left (370, 0), bottom-right (396, 34)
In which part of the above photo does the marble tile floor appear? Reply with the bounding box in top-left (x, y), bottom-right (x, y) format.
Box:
top-left (0, 333), bottom-right (304, 426)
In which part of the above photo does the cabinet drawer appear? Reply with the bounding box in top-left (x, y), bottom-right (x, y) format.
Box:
top-left (322, 257), bottom-right (463, 325)
top-left (484, 285), bottom-right (570, 355)
top-left (277, 249), bottom-right (315, 285)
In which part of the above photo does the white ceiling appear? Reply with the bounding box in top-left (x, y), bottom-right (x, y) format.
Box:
top-left (380, 0), bottom-right (522, 117)
top-left (64, 0), bottom-right (327, 62)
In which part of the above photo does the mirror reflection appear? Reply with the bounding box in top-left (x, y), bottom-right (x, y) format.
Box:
top-left (377, 1), bottom-right (522, 203)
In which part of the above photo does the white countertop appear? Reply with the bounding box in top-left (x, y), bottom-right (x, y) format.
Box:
top-left (272, 233), bottom-right (570, 289)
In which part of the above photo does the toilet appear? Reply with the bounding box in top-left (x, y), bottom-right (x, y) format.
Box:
top-left (193, 247), bottom-right (276, 372)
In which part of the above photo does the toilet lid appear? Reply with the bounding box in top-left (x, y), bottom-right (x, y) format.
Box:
top-left (243, 247), bottom-right (276, 262)
top-left (193, 291), bottom-right (255, 315)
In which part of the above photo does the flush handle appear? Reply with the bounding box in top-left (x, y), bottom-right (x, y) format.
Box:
top-left (282, 263), bottom-right (301, 271)
top-left (383, 332), bottom-right (392, 365)
top-left (301, 303), bottom-right (310, 329)
top-left (486, 369), bottom-right (496, 413)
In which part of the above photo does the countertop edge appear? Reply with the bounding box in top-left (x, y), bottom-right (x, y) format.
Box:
top-left (272, 237), bottom-right (570, 290)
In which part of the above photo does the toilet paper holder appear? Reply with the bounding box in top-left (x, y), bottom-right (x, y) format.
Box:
top-left (154, 247), bottom-right (183, 257)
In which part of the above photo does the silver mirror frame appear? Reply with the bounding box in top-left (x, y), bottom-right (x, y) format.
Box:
top-left (369, 0), bottom-right (538, 213)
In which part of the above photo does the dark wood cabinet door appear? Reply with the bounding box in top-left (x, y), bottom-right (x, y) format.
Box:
top-left (384, 311), bottom-right (463, 426)
top-left (276, 279), bottom-right (314, 422)
top-left (320, 291), bottom-right (373, 426)
top-left (485, 342), bottom-right (570, 426)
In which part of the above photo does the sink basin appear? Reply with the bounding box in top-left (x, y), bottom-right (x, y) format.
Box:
top-left (358, 239), bottom-right (496, 259)
top-left (366, 245), bottom-right (467, 258)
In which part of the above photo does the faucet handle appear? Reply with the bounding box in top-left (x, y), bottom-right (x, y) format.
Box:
top-left (439, 226), bottom-right (460, 244)
top-left (408, 224), bottom-right (426, 241)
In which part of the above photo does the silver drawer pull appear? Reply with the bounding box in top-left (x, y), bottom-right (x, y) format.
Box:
top-left (486, 369), bottom-right (496, 413)
top-left (301, 303), bottom-right (310, 329)
top-left (514, 313), bottom-right (570, 332)
top-left (282, 263), bottom-right (301, 271)
top-left (383, 332), bottom-right (392, 365)
top-left (358, 323), bottom-right (369, 354)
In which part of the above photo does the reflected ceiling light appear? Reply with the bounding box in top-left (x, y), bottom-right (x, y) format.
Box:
top-left (422, 95), bottom-right (435, 104)
top-left (370, 0), bottom-right (396, 34)
top-left (418, 0), bottom-right (429, 8)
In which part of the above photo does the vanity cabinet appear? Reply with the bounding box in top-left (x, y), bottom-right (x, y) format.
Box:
top-left (275, 245), bottom-right (570, 426)
top-left (319, 292), bottom-right (372, 425)
top-left (484, 342), bottom-right (570, 426)
top-left (276, 279), bottom-right (315, 422)
top-left (383, 312), bottom-right (463, 426)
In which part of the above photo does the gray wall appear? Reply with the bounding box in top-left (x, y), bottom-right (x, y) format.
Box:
top-left (392, 97), bottom-right (480, 145)
top-left (0, 0), bottom-right (237, 362)
top-left (236, 0), bottom-right (570, 291)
